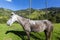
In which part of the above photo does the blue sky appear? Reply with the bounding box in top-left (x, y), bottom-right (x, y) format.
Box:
top-left (0, 0), bottom-right (60, 10)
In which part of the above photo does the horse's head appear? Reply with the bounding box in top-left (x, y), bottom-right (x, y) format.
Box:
top-left (7, 12), bottom-right (18, 26)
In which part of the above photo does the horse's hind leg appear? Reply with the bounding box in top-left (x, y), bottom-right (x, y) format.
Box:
top-left (44, 26), bottom-right (53, 40)
top-left (44, 30), bottom-right (51, 40)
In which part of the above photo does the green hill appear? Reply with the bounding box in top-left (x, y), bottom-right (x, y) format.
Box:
top-left (0, 8), bottom-right (12, 16)
top-left (0, 7), bottom-right (60, 23)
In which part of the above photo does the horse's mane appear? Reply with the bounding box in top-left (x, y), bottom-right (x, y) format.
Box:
top-left (14, 12), bottom-right (29, 19)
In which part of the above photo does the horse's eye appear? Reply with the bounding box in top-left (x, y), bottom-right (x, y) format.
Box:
top-left (11, 14), bottom-right (13, 16)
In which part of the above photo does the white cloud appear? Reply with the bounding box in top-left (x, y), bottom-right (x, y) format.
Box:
top-left (6, 0), bottom-right (12, 2)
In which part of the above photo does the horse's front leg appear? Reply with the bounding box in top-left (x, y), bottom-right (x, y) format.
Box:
top-left (26, 31), bottom-right (30, 40)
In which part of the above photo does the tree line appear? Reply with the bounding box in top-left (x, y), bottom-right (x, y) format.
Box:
top-left (0, 7), bottom-right (60, 23)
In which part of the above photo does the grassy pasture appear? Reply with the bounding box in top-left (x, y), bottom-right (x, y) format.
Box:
top-left (0, 23), bottom-right (60, 40)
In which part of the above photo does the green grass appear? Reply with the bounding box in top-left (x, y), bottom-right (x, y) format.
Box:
top-left (0, 23), bottom-right (60, 40)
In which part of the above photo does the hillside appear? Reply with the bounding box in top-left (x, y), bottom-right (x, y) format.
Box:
top-left (0, 7), bottom-right (60, 23)
top-left (0, 8), bottom-right (12, 16)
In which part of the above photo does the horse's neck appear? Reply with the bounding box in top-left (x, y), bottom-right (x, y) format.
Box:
top-left (17, 16), bottom-right (29, 25)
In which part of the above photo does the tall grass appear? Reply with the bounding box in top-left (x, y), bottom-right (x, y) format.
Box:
top-left (0, 23), bottom-right (60, 40)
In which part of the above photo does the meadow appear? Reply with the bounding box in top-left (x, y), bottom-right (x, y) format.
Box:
top-left (0, 23), bottom-right (60, 40)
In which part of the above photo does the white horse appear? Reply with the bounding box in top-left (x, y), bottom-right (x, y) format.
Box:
top-left (7, 12), bottom-right (53, 40)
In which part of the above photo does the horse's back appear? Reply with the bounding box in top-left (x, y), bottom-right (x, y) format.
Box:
top-left (29, 20), bottom-right (53, 32)
top-left (42, 20), bottom-right (53, 27)
top-left (29, 20), bottom-right (47, 32)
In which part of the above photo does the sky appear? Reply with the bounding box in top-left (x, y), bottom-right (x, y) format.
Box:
top-left (0, 0), bottom-right (60, 11)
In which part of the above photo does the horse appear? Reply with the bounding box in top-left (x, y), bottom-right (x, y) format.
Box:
top-left (7, 12), bottom-right (53, 40)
